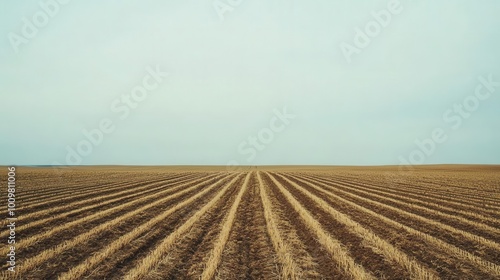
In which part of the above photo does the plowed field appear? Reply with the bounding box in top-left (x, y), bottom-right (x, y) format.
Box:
top-left (2, 165), bottom-right (499, 279)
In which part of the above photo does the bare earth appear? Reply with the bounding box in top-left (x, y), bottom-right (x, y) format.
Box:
top-left (1, 165), bottom-right (499, 279)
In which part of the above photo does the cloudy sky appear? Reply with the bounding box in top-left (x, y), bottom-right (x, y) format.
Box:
top-left (1, 0), bottom-right (499, 166)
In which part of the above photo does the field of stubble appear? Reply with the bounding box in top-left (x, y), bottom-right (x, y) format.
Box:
top-left (1, 165), bottom-right (500, 279)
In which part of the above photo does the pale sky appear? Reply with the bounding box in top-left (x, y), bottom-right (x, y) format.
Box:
top-left (1, 0), bottom-right (499, 166)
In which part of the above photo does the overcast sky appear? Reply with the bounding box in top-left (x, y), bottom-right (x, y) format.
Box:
top-left (1, 0), bottom-right (499, 166)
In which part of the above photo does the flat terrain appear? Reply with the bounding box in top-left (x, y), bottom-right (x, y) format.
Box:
top-left (1, 165), bottom-right (500, 279)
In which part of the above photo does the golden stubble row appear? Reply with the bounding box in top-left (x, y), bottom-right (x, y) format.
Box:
top-left (256, 172), bottom-right (302, 279)
top-left (275, 173), bottom-right (438, 280)
top-left (123, 174), bottom-right (243, 279)
top-left (200, 172), bottom-right (251, 279)
top-left (291, 174), bottom-right (500, 277)
top-left (3, 173), bottom-right (231, 278)
top-left (334, 174), bottom-right (500, 214)
top-left (301, 174), bottom-right (500, 251)
top-left (0, 174), bottom-right (202, 237)
top-left (264, 172), bottom-right (375, 280)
